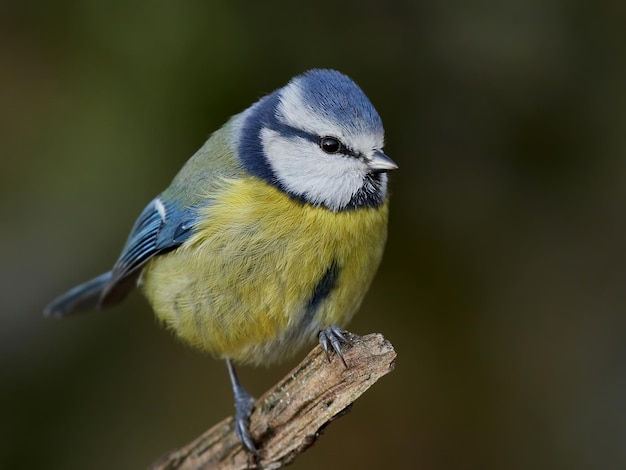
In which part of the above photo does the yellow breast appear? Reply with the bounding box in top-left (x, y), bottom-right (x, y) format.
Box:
top-left (141, 177), bottom-right (389, 365)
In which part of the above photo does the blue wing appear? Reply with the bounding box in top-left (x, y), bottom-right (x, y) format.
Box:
top-left (45, 197), bottom-right (198, 317)
top-left (101, 196), bottom-right (198, 305)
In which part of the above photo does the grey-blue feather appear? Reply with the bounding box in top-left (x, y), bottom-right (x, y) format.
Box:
top-left (44, 115), bottom-right (244, 318)
top-left (43, 272), bottom-right (113, 318)
top-left (44, 198), bottom-right (199, 318)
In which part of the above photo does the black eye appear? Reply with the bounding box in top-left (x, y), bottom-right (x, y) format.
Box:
top-left (320, 137), bottom-right (341, 154)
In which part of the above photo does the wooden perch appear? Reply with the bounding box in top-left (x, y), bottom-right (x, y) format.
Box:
top-left (151, 333), bottom-right (397, 470)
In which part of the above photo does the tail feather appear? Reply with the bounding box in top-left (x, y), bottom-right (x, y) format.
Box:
top-left (44, 272), bottom-right (113, 318)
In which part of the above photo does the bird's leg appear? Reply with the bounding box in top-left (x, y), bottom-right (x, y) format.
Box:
top-left (318, 325), bottom-right (351, 368)
top-left (225, 358), bottom-right (258, 454)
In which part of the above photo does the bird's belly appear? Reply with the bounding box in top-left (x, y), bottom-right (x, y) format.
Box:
top-left (140, 178), bottom-right (388, 365)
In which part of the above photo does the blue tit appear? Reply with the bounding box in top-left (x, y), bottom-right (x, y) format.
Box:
top-left (44, 69), bottom-right (397, 453)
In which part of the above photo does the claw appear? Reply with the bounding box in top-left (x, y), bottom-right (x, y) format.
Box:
top-left (226, 359), bottom-right (259, 454)
top-left (318, 325), bottom-right (350, 368)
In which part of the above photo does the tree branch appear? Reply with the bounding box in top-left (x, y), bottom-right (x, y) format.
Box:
top-left (150, 332), bottom-right (397, 470)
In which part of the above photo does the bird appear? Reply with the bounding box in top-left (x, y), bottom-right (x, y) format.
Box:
top-left (44, 68), bottom-right (397, 453)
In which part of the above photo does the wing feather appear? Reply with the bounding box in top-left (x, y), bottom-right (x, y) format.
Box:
top-left (101, 197), bottom-right (198, 304)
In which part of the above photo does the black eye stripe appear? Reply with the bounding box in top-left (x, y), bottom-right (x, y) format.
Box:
top-left (272, 122), bottom-right (361, 159)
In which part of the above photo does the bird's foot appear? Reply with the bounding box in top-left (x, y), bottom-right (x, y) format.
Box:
top-left (233, 386), bottom-right (258, 455)
top-left (226, 359), bottom-right (259, 454)
top-left (318, 325), bottom-right (351, 368)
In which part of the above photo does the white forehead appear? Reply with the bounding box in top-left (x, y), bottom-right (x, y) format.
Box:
top-left (276, 81), bottom-right (384, 151)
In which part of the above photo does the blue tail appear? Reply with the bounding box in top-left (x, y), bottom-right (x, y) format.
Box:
top-left (44, 272), bottom-right (113, 318)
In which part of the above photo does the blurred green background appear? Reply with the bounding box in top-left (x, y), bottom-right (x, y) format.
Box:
top-left (2, 0), bottom-right (626, 469)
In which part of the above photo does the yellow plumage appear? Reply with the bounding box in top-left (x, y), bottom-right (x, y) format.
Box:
top-left (44, 69), bottom-right (397, 453)
top-left (141, 177), bottom-right (389, 365)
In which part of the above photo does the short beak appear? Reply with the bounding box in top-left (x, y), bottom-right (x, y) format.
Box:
top-left (368, 150), bottom-right (398, 173)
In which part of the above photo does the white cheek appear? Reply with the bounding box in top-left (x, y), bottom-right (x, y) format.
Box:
top-left (261, 128), bottom-right (365, 210)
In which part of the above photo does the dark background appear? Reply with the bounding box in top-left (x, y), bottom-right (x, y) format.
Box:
top-left (2, 1), bottom-right (626, 469)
